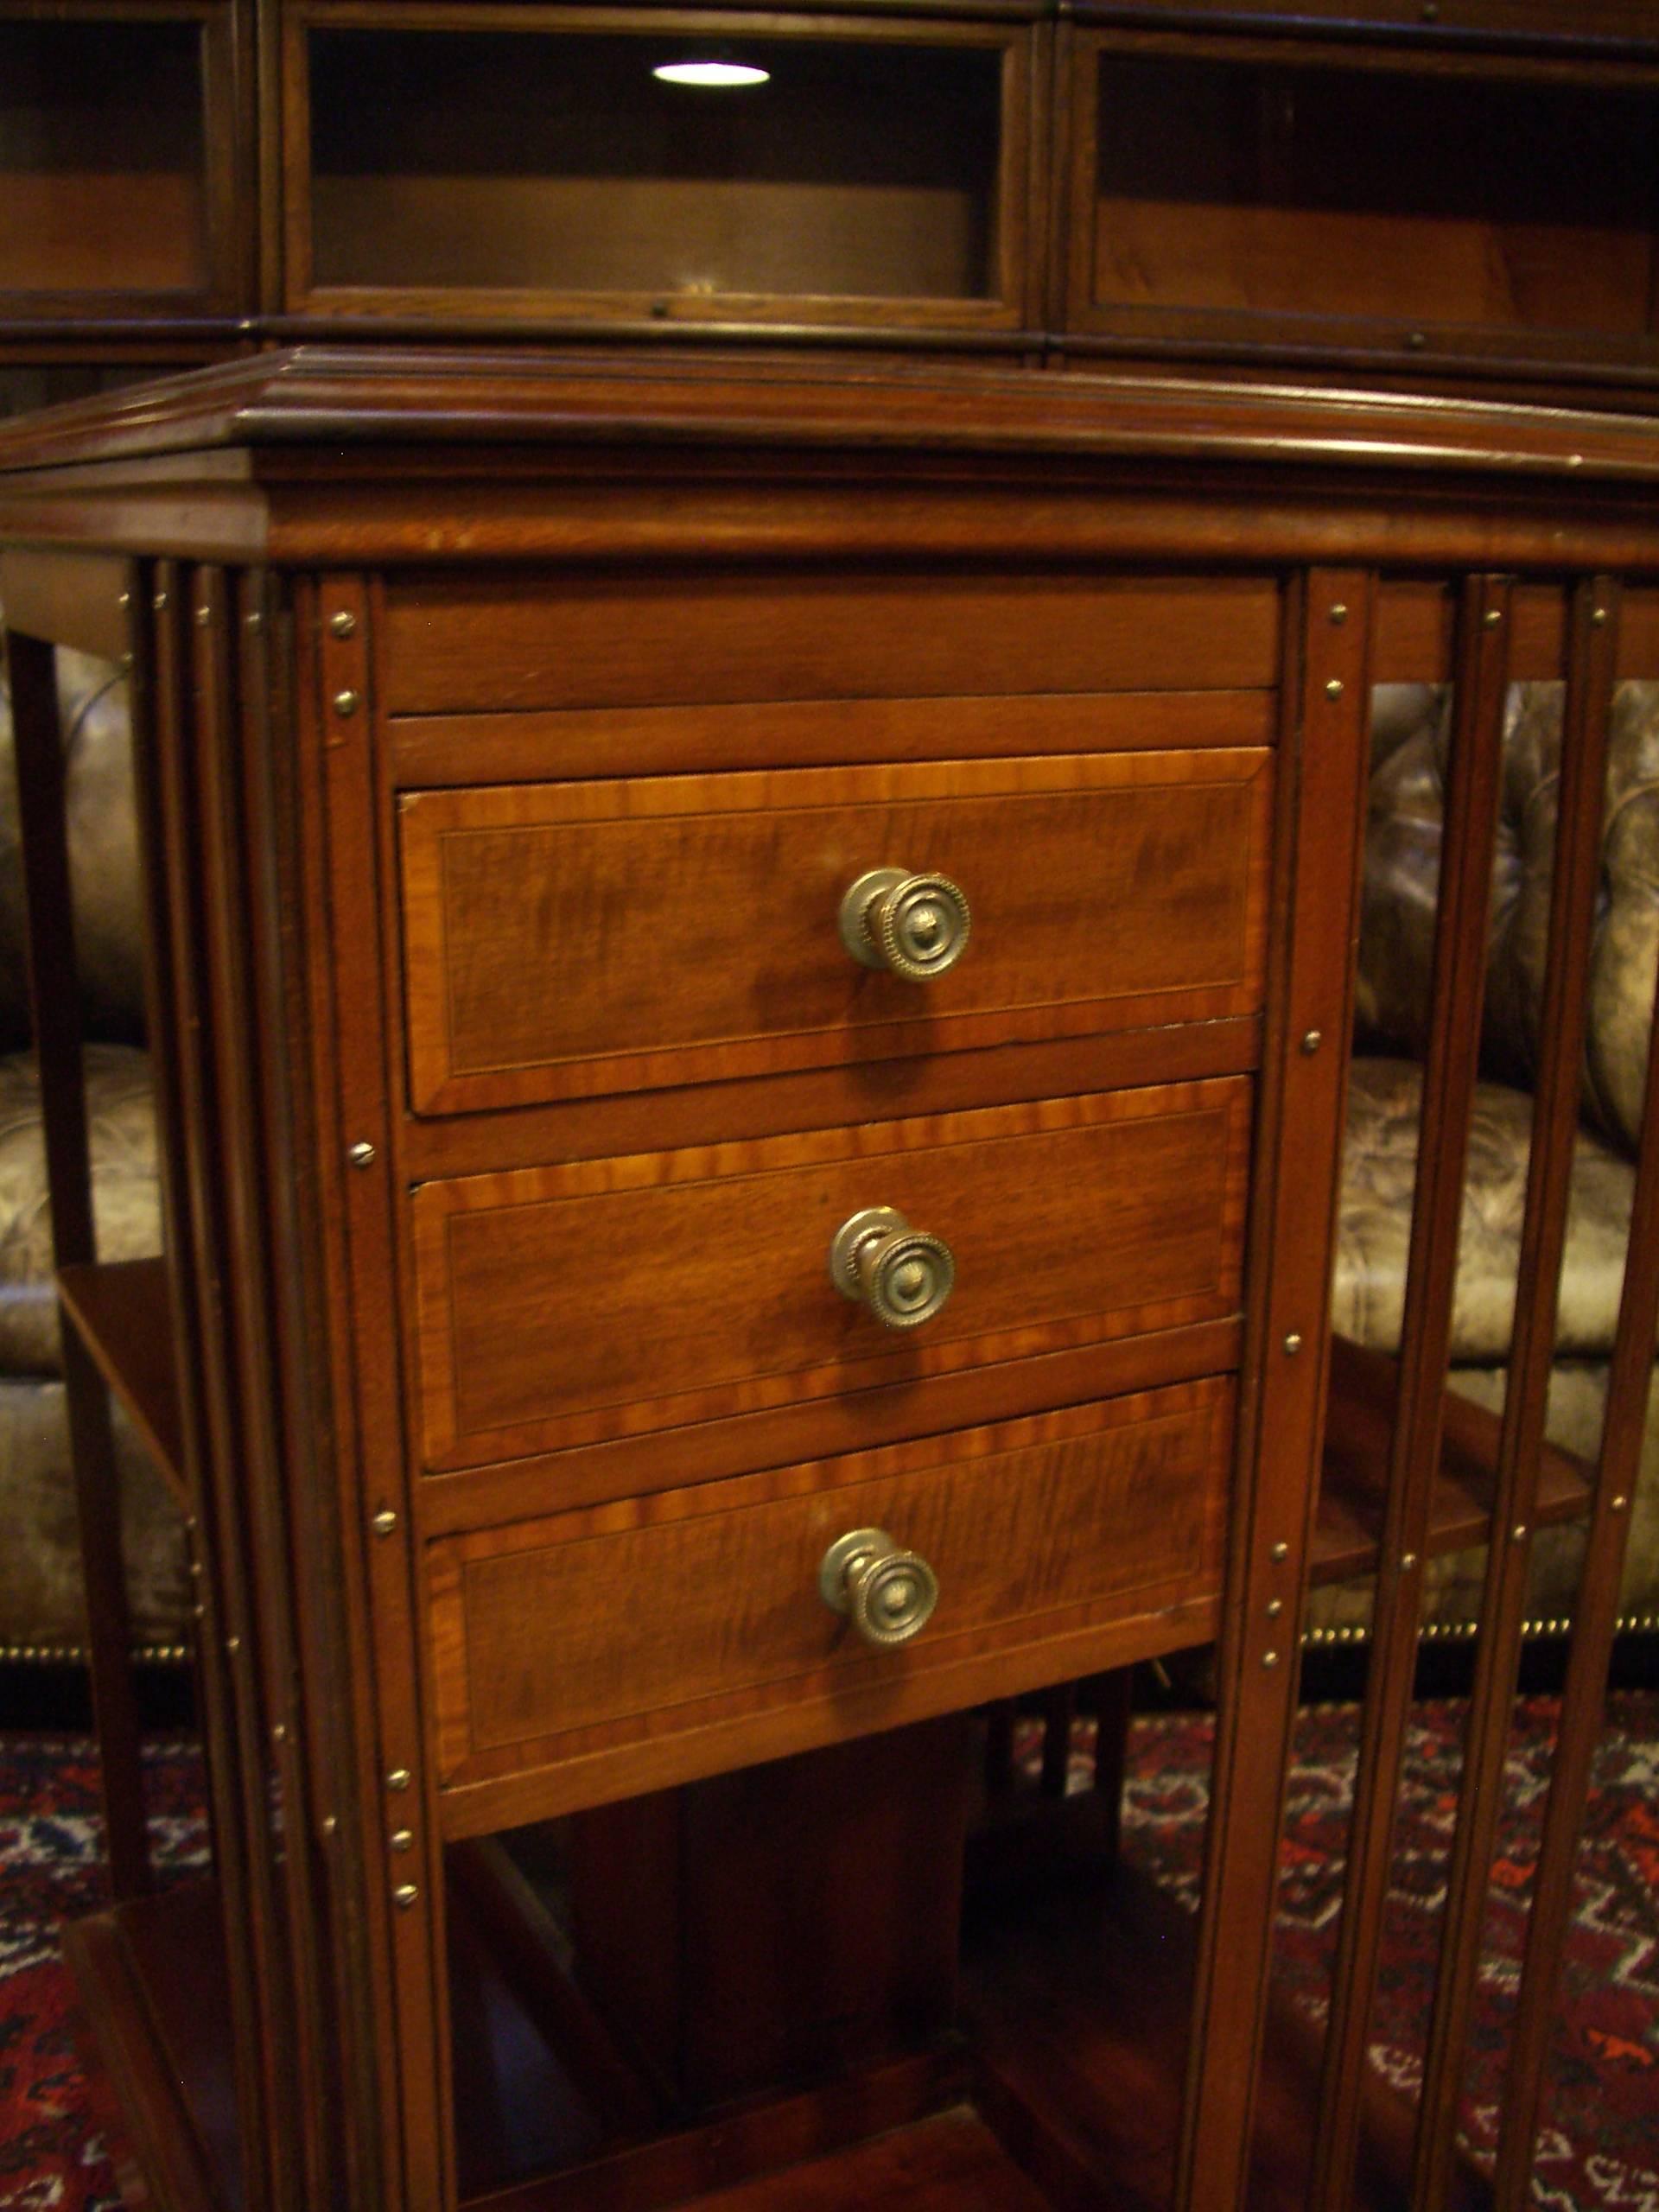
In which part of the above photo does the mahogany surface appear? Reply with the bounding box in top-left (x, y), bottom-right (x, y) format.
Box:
top-left (2, 351), bottom-right (1648, 2211)
top-left (57, 1260), bottom-right (188, 1506)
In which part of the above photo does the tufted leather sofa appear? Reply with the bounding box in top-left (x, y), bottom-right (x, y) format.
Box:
top-left (0, 617), bottom-right (188, 1659)
top-left (1313, 680), bottom-right (1659, 1637)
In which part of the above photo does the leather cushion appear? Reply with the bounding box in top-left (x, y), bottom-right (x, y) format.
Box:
top-left (0, 621), bottom-right (147, 1051)
top-left (0, 1373), bottom-right (189, 1649)
top-left (0, 1043), bottom-right (161, 1375)
top-left (1358, 679), bottom-right (1659, 1158)
top-left (1332, 1055), bottom-right (1638, 1363)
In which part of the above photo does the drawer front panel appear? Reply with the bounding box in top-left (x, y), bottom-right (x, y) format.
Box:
top-left (383, 572), bottom-right (1282, 715)
top-left (427, 1379), bottom-right (1235, 1807)
top-left (400, 749), bottom-right (1273, 1114)
top-left (410, 1079), bottom-right (1251, 1473)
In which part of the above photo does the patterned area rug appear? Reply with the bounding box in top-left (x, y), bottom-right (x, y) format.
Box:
top-left (1, 1700), bottom-right (1656, 2209)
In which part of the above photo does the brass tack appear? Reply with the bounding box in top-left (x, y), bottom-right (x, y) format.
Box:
top-left (349, 1141), bottom-right (377, 1169)
top-left (329, 609), bottom-right (357, 639)
top-left (1328, 603), bottom-right (1348, 626)
top-left (226, 1636), bottom-right (240, 1656)
top-left (1512, 1522), bottom-right (1529, 1541)
top-left (117, 590), bottom-right (130, 610)
top-left (1484, 608), bottom-right (1503, 628)
top-left (1402, 1552), bottom-right (1418, 1572)
top-left (1301, 1029), bottom-right (1323, 1054)
top-left (246, 609), bottom-right (264, 632)
top-left (1611, 1495), bottom-right (1629, 1512)
top-left (1406, 330), bottom-right (1427, 349)
top-left (1592, 608), bottom-right (1610, 627)
top-left (1271, 1541), bottom-right (1290, 1563)
top-left (1325, 678), bottom-right (1344, 700)
top-left (153, 589), bottom-right (169, 612)
top-left (1262, 1649), bottom-right (1281, 1669)
top-left (1266, 1598), bottom-right (1283, 1618)
top-left (195, 605), bottom-right (212, 627)
top-left (387, 1769), bottom-right (411, 1792)
top-left (390, 1828), bottom-right (414, 1853)
top-left (189, 1560), bottom-right (204, 1579)
top-left (193, 1603), bottom-right (207, 1621)
top-left (372, 1508), bottom-right (398, 1538)
top-left (1284, 1332), bottom-right (1304, 1356)
top-left (272, 1723), bottom-right (288, 1744)
top-left (334, 687), bottom-right (360, 718)
top-left (321, 1815), bottom-right (338, 1838)
top-left (393, 1884), bottom-right (420, 1910)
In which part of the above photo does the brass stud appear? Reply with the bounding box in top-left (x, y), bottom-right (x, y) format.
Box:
top-left (372, 1508), bottom-right (398, 1538)
top-left (153, 588), bottom-right (169, 612)
top-left (246, 608), bottom-right (264, 632)
top-left (1592, 608), bottom-right (1610, 627)
top-left (1325, 678), bottom-right (1344, 701)
top-left (334, 688), bottom-right (360, 719)
top-left (272, 1723), bottom-right (287, 1744)
top-left (390, 1827), bottom-right (414, 1853)
top-left (225, 1635), bottom-right (240, 1656)
top-left (387, 1769), bottom-right (411, 1793)
top-left (329, 609), bottom-right (357, 639)
top-left (1301, 1029), bottom-right (1323, 1055)
top-left (117, 590), bottom-right (131, 610)
top-left (1328, 603), bottom-right (1348, 626)
top-left (1406, 330), bottom-right (1427, 349)
top-left (1512, 1522), bottom-right (1529, 1541)
top-left (1266, 1598), bottom-right (1283, 1618)
top-left (1611, 1494), bottom-right (1629, 1512)
top-left (1284, 1332), bottom-right (1304, 1356)
top-left (1262, 1649), bottom-right (1281, 1669)
top-left (393, 1884), bottom-right (420, 1910)
top-left (1402, 1552), bottom-right (1419, 1572)
top-left (195, 605), bottom-right (213, 627)
top-left (349, 1141), bottom-right (377, 1170)
top-left (1484, 608), bottom-right (1503, 629)
top-left (189, 1559), bottom-right (204, 1579)
top-left (1271, 1541), bottom-right (1290, 1563)
top-left (321, 1815), bottom-right (338, 1839)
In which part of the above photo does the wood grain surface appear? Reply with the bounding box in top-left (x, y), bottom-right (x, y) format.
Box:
top-left (426, 1378), bottom-right (1232, 1799)
top-left (410, 1077), bottom-right (1250, 1473)
top-left (399, 748), bottom-right (1272, 1113)
top-left (381, 571), bottom-right (1282, 715)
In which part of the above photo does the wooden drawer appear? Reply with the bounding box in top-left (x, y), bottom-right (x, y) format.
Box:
top-left (410, 1077), bottom-right (1251, 1478)
top-left (399, 749), bottom-right (1273, 1114)
top-left (427, 1378), bottom-right (1235, 1831)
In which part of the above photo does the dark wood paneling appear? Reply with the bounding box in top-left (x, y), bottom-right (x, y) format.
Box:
top-left (381, 572), bottom-right (1282, 715)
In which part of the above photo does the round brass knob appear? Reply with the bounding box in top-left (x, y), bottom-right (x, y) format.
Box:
top-left (830, 1206), bottom-right (955, 1331)
top-left (818, 1527), bottom-right (940, 1648)
top-left (838, 867), bottom-right (970, 982)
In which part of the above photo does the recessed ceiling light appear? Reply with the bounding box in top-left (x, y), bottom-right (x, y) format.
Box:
top-left (652, 59), bottom-right (770, 87)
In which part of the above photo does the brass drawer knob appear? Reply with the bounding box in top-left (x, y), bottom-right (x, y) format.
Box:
top-left (838, 866), bottom-right (971, 982)
top-left (830, 1206), bottom-right (955, 1330)
top-left (818, 1527), bottom-right (939, 1648)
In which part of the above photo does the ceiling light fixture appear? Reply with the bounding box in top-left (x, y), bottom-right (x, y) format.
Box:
top-left (652, 59), bottom-right (770, 87)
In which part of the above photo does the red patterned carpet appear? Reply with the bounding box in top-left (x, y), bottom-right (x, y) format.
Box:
top-left (2, 1699), bottom-right (1656, 2209)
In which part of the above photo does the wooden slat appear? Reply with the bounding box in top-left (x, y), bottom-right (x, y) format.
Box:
top-left (1309, 574), bottom-right (1514, 2210)
top-left (1414, 577), bottom-right (1623, 2205)
top-left (57, 1258), bottom-right (186, 1506)
top-left (1173, 570), bottom-right (1373, 2209)
top-left (1492, 722), bottom-right (1659, 2204)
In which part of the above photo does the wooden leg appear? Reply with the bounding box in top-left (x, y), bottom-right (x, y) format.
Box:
top-left (10, 627), bottom-right (149, 1899)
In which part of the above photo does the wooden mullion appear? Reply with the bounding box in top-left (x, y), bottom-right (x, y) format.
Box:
top-left (1492, 587), bottom-right (1658, 2206)
top-left (1174, 569), bottom-right (1374, 2209)
top-left (10, 619), bottom-right (151, 1901)
top-left (1413, 575), bottom-right (1622, 2207)
top-left (1307, 572), bottom-right (1514, 2212)
top-left (146, 561), bottom-right (276, 2212)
